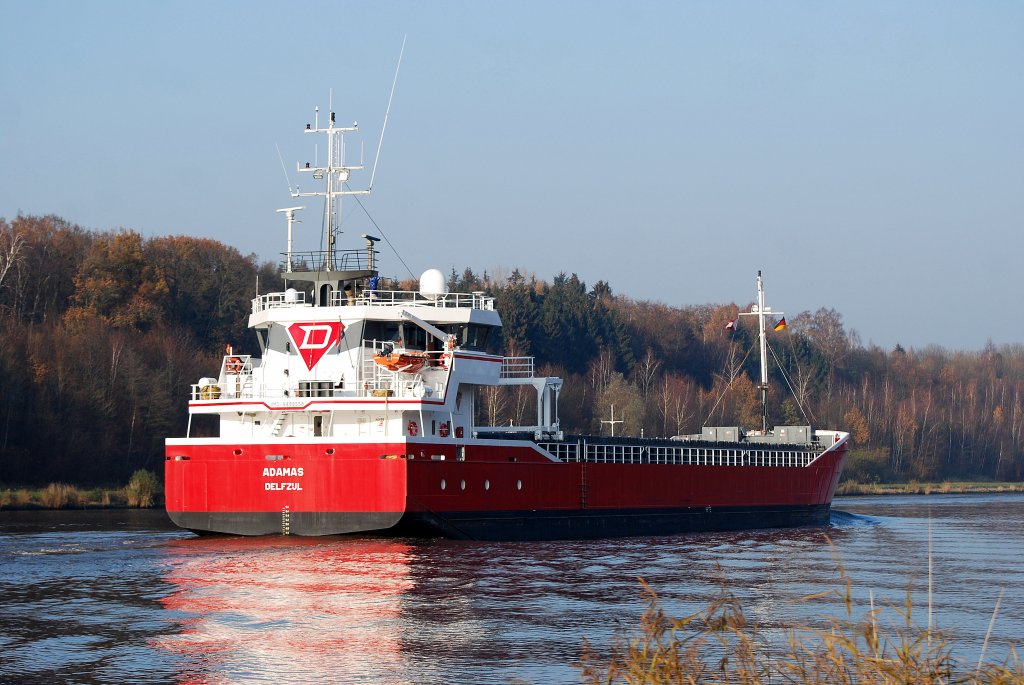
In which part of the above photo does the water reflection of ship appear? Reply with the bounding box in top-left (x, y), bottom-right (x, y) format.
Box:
top-left (155, 537), bottom-right (418, 684)
top-left (152, 523), bottom-right (860, 684)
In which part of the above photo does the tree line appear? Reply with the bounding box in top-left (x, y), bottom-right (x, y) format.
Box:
top-left (0, 215), bottom-right (281, 484)
top-left (1, 215), bottom-right (1021, 486)
top-left (450, 266), bottom-right (1024, 483)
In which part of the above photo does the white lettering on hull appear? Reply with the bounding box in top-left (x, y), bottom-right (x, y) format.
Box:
top-left (264, 482), bottom-right (303, 491)
top-left (262, 467), bottom-right (305, 477)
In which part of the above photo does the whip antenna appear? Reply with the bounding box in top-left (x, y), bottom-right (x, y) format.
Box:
top-left (369, 34), bottom-right (406, 190)
top-left (275, 143), bottom-right (294, 194)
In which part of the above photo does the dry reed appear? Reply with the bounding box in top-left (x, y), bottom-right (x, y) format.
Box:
top-left (578, 563), bottom-right (1023, 684)
top-left (39, 482), bottom-right (81, 509)
top-left (124, 469), bottom-right (159, 508)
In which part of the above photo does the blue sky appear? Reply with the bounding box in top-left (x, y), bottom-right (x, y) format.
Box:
top-left (2, 1), bottom-right (1022, 351)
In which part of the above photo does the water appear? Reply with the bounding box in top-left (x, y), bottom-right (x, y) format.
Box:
top-left (1, 495), bottom-right (1022, 684)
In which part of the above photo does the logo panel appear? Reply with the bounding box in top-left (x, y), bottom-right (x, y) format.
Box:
top-left (287, 321), bottom-right (344, 370)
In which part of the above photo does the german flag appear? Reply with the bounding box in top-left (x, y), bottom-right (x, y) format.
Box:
top-left (773, 317), bottom-right (787, 332)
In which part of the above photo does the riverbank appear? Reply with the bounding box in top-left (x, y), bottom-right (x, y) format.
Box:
top-left (836, 480), bottom-right (1024, 496)
top-left (5, 478), bottom-right (1022, 510)
top-left (0, 470), bottom-right (161, 510)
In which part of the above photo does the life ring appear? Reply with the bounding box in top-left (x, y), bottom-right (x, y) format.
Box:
top-left (226, 357), bottom-right (242, 374)
top-left (407, 421), bottom-right (419, 436)
top-left (439, 422), bottom-right (450, 438)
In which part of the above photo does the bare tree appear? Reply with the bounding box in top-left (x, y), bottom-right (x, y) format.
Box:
top-left (0, 225), bottom-right (25, 293)
top-left (479, 386), bottom-right (507, 427)
top-left (634, 347), bottom-right (662, 400)
top-left (587, 348), bottom-right (616, 395)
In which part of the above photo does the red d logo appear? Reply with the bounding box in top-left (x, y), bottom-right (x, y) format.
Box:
top-left (287, 321), bottom-right (344, 370)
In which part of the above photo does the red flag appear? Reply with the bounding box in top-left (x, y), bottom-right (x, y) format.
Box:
top-left (725, 319), bottom-right (737, 331)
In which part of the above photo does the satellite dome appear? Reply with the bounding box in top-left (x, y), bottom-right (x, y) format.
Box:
top-left (419, 268), bottom-right (447, 300)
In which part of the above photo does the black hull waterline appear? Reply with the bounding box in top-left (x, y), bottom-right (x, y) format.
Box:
top-left (171, 504), bottom-right (833, 540)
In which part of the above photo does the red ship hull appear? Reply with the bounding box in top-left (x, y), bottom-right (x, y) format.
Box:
top-left (165, 437), bottom-right (847, 540)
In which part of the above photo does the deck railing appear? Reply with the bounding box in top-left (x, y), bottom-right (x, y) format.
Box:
top-left (252, 291), bottom-right (309, 314)
top-left (282, 249), bottom-right (372, 273)
top-left (252, 288), bottom-right (495, 314)
top-left (538, 441), bottom-right (818, 468)
top-left (500, 357), bottom-right (535, 378)
top-left (350, 290), bottom-right (495, 310)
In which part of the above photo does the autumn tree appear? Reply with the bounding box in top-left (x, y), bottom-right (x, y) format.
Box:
top-left (64, 230), bottom-right (168, 331)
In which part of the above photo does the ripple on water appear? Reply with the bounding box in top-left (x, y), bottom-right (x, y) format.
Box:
top-left (1, 498), bottom-right (1023, 684)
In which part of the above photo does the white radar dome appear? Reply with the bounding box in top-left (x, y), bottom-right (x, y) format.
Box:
top-left (419, 268), bottom-right (448, 300)
top-left (284, 288), bottom-right (299, 303)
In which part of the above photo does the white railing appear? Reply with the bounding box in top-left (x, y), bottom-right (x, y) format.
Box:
top-left (252, 288), bottom-right (495, 313)
top-left (500, 357), bottom-right (535, 378)
top-left (350, 290), bottom-right (495, 310)
top-left (191, 343), bottom-right (448, 403)
top-left (251, 291), bottom-right (309, 314)
top-left (537, 441), bottom-right (819, 468)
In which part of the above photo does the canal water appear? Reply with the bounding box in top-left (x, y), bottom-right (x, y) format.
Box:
top-left (1, 494), bottom-right (1021, 684)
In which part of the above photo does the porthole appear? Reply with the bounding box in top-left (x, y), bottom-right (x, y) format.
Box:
top-left (516, 480), bottom-right (523, 491)
top-left (460, 479), bottom-right (466, 491)
top-left (484, 480), bottom-right (490, 491)
top-left (326, 448), bottom-right (335, 455)
top-left (440, 479), bottom-right (446, 491)
top-left (232, 449), bottom-right (243, 456)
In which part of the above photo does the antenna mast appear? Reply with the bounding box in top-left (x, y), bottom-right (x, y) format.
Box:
top-left (739, 271), bottom-right (783, 433)
top-left (293, 104), bottom-right (370, 271)
top-left (369, 34), bottom-right (406, 191)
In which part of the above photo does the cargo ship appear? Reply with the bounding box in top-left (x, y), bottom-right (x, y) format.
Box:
top-left (164, 103), bottom-right (848, 540)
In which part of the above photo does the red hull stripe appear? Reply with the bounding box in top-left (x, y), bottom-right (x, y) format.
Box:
top-left (189, 398), bottom-right (446, 410)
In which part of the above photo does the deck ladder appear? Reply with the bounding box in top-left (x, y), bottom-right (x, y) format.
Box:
top-left (270, 413), bottom-right (287, 437)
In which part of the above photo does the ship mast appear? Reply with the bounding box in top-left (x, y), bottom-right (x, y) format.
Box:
top-left (739, 270), bottom-right (782, 433)
top-left (292, 106), bottom-right (369, 271)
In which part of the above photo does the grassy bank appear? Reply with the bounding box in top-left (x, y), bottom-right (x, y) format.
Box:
top-left (579, 566), bottom-right (1023, 684)
top-left (837, 480), bottom-right (1024, 496)
top-left (0, 470), bottom-right (162, 510)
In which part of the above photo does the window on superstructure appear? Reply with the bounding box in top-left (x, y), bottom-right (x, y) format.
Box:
top-left (363, 321), bottom-right (402, 348)
top-left (446, 323), bottom-right (493, 351)
top-left (466, 324), bottom-right (492, 350)
top-left (403, 325), bottom-right (427, 351)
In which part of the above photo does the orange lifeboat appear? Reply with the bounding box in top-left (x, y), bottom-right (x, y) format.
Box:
top-left (373, 350), bottom-right (428, 373)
